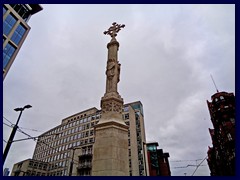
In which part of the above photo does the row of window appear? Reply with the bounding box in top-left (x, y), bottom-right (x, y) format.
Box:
top-left (43, 116), bottom-right (100, 138)
top-left (35, 138), bottom-right (95, 161)
top-left (23, 169), bottom-right (67, 176)
top-left (36, 128), bottom-right (95, 153)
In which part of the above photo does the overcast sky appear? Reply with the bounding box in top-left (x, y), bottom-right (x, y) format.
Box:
top-left (3, 4), bottom-right (235, 176)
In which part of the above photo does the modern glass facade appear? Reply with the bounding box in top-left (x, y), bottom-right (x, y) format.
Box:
top-left (3, 4), bottom-right (42, 80)
top-left (3, 43), bottom-right (16, 68)
top-left (3, 12), bottom-right (17, 35)
top-left (11, 23), bottom-right (27, 45)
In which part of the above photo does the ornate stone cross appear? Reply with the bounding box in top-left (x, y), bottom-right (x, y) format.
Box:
top-left (103, 22), bottom-right (125, 38)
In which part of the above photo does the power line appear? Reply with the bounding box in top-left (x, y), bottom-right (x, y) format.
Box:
top-left (3, 116), bottom-right (14, 126)
top-left (191, 156), bottom-right (208, 176)
top-left (4, 115), bottom-right (43, 132)
top-left (3, 122), bottom-right (13, 128)
top-left (171, 159), bottom-right (203, 162)
top-left (3, 116), bottom-right (43, 132)
top-left (174, 164), bottom-right (206, 169)
top-left (18, 126), bottom-right (43, 132)
top-left (16, 128), bottom-right (80, 165)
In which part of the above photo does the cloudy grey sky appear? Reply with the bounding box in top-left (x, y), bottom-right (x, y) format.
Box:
top-left (3, 4), bottom-right (235, 176)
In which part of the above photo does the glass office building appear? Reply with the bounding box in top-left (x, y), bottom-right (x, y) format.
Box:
top-left (3, 4), bottom-right (42, 80)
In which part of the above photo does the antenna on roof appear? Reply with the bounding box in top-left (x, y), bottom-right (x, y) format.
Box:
top-left (210, 74), bottom-right (219, 93)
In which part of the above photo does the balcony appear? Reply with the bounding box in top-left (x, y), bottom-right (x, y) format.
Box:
top-left (77, 163), bottom-right (92, 170)
top-left (79, 153), bottom-right (92, 159)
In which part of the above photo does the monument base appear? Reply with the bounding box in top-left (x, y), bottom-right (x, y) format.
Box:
top-left (91, 120), bottom-right (129, 176)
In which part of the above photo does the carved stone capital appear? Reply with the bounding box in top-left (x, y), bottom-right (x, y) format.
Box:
top-left (101, 95), bottom-right (123, 114)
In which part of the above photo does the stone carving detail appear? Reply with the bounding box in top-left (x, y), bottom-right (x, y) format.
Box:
top-left (102, 100), bottom-right (122, 114)
top-left (104, 22), bottom-right (125, 38)
top-left (106, 59), bottom-right (121, 93)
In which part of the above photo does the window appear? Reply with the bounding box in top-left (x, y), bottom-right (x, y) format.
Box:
top-left (124, 106), bottom-right (129, 112)
top-left (3, 13), bottom-right (17, 35)
top-left (89, 138), bottom-right (94, 143)
top-left (220, 96), bottom-right (224, 100)
top-left (125, 114), bottom-right (129, 120)
top-left (10, 4), bottom-right (31, 21)
top-left (78, 133), bottom-right (82, 139)
top-left (227, 133), bottom-right (232, 141)
top-left (78, 126), bottom-right (82, 131)
top-left (87, 116), bottom-right (91, 121)
top-left (230, 118), bottom-right (235, 124)
top-left (74, 134), bottom-right (77, 140)
top-left (90, 130), bottom-right (94, 136)
top-left (3, 42), bottom-right (16, 68)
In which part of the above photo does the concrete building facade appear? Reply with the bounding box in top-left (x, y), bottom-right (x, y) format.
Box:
top-left (206, 91), bottom-right (235, 176)
top-left (11, 101), bottom-right (147, 176)
top-left (3, 4), bottom-right (42, 80)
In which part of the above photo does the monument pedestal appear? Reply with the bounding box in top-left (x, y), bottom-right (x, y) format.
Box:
top-left (91, 120), bottom-right (129, 176)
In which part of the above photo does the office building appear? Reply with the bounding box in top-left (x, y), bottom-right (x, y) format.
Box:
top-left (3, 168), bottom-right (10, 176)
top-left (146, 142), bottom-right (171, 176)
top-left (3, 4), bottom-right (43, 80)
top-left (11, 101), bottom-right (147, 176)
top-left (206, 91), bottom-right (235, 176)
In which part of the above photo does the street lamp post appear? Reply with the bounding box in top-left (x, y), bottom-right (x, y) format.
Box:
top-left (3, 104), bottom-right (32, 165)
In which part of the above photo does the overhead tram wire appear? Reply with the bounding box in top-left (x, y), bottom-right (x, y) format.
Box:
top-left (3, 122), bottom-right (13, 128)
top-left (18, 126), bottom-right (43, 132)
top-left (191, 156), bottom-right (208, 176)
top-left (171, 159), bottom-right (203, 163)
top-left (16, 128), bottom-right (80, 165)
top-left (3, 116), bottom-right (14, 126)
top-left (4, 115), bottom-right (43, 132)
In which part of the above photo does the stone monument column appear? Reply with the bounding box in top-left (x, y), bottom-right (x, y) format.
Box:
top-left (91, 22), bottom-right (129, 176)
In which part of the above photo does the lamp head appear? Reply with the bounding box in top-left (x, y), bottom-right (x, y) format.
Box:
top-left (14, 108), bottom-right (23, 112)
top-left (24, 105), bottom-right (32, 109)
top-left (14, 105), bottom-right (32, 112)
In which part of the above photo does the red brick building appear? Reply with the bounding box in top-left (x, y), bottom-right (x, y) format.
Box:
top-left (146, 142), bottom-right (171, 176)
top-left (206, 91), bottom-right (235, 176)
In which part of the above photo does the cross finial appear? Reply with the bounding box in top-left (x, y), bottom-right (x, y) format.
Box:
top-left (104, 22), bottom-right (125, 38)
